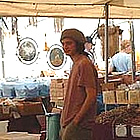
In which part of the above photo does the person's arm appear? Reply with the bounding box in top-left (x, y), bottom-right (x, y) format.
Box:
top-left (108, 59), bottom-right (114, 74)
top-left (127, 56), bottom-right (132, 71)
top-left (73, 87), bottom-right (96, 125)
top-left (108, 65), bottom-right (113, 74)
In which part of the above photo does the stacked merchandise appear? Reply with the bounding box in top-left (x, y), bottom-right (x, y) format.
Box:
top-left (102, 82), bottom-right (120, 105)
top-left (50, 79), bottom-right (68, 107)
top-left (103, 82), bottom-right (140, 105)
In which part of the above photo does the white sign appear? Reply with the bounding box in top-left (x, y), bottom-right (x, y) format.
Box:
top-left (131, 126), bottom-right (140, 137)
top-left (115, 124), bottom-right (127, 137)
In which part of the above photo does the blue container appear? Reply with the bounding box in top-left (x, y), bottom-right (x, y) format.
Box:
top-left (38, 85), bottom-right (50, 96)
top-left (2, 82), bottom-right (17, 97)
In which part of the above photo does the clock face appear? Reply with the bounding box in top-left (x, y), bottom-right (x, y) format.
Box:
top-left (47, 44), bottom-right (67, 70)
top-left (16, 37), bottom-right (39, 65)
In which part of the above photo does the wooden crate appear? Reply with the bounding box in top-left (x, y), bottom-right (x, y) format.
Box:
top-left (103, 90), bottom-right (116, 104)
top-left (128, 90), bottom-right (140, 104)
top-left (116, 90), bottom-right (128, 104)
top-left (101, 83), bottom-right (116, 91)
top-left (50, 79), bottom-right (68, 106)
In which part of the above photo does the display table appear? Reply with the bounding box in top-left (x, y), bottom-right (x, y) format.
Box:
top-left (0, 100), bottom-right (44, 121)
top-left (0, 99), bottom-right (46, 139)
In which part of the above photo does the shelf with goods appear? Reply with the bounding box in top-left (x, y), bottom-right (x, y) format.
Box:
top-left (95, 79), bottom-right (140, 140)
top-left (95, 105), bottom-right (140, 140)
top-left (102, 81), bottom-right (140, 106)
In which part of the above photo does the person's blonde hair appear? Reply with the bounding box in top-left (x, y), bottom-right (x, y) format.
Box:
top-left (120, 40), bottom-right (130, 50)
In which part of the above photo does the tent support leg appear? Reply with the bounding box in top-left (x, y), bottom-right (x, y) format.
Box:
top-left (104, 3), bottom-right (109, 83)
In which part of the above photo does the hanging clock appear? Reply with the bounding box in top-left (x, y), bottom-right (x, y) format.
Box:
top-left (16, 37), bottom-right (39, 65)
top-left (46, 44), bottom-right (67, 70)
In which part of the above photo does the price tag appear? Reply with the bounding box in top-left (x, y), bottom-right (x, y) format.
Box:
top-left (131, 126), bottom-right (140, 137)
top-left (115, 124), bottom-right (127, 137)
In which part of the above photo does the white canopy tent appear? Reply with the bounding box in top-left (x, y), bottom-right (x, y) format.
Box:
top-left (0, 0), bottom-right (139, 82)
top-left (0, 0), bottom-right (140, 18)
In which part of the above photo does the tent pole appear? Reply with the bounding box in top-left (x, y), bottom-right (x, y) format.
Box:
top-left (0, 18), bottom-right (5, 78)
top-left (0, 32), bottom-right (5, 79)
top-left (104, 3), bottom-right (109, 83)
top-left (104, 3), bottom-right (109, 112)
top-left (130, 20), bottom-right (136, 82)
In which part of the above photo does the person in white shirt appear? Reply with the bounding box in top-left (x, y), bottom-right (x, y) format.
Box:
top-left (109, 39), bottom-right (132, 74)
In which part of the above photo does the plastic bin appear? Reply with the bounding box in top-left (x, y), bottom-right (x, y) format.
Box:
top-left (47, 113), bottom-right (60, 140)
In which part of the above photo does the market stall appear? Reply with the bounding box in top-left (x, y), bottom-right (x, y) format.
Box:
top-left (0, 0), bottom-right (140, 140)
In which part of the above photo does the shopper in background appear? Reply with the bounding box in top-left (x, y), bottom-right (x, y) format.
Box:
top-left (59, 28), bottom-right (97, 140)
top-left (108, 39), bottom-right (132, 74)
top-left (84, 36), bottom-right (95, 64)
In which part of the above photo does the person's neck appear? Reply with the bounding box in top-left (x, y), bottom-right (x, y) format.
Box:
top-left (120, 49), bottom-right (125, 53)
top-left (71, 53), bottom-right (82, 63)
top-left (85, 48), bottom-right (90, 52)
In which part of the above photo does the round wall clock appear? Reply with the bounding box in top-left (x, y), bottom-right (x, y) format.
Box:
top-left (16, 37), bottom-right (39, 65)
top-left (46, 44), bottom-right (67, 70)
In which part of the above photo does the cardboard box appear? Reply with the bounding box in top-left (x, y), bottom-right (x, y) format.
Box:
top-left (101, 83), bottom-right (115, 91)
top-left (50, 79), bottom-right (67, 105)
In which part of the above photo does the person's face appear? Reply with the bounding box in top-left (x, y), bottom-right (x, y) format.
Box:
top-left (61, 38), bottom-right (78, 57)
top-left (125, 43), bottom-right (131, 53)
top-left (84, 42), bottom-right (92, 51)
